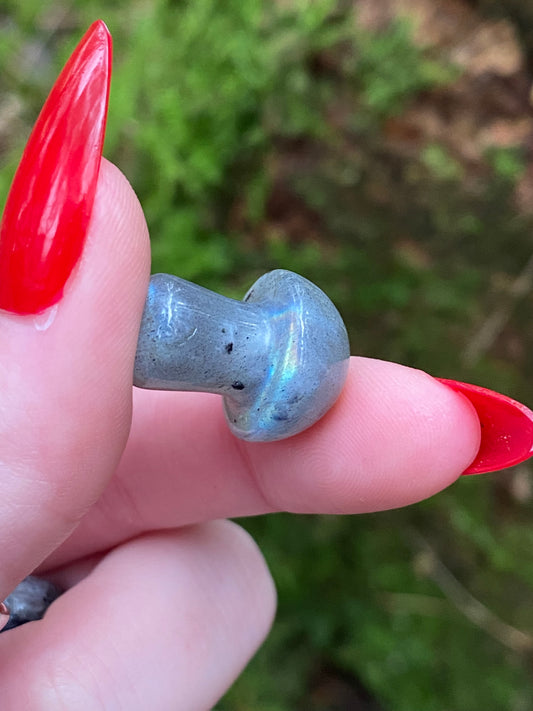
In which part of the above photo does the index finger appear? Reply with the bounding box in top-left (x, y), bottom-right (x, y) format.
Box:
top-left (45, 356), bottom-right (481, 568)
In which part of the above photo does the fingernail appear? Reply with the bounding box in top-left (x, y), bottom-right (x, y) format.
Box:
top-left (0, 20), bottom-right (112, 315)
top-left (437, 379), bottom-right (533, 475)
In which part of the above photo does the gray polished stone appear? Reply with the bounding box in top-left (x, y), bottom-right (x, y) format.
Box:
top-left (134, 270), bottom-right (350, 441)
top-left (2, 576), bottom-right (63, 631)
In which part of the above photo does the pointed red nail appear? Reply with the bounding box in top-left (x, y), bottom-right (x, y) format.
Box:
top-left (437, 379), bottom-right (533, 475)
top-left (0, 20), bottom-right (112, 314)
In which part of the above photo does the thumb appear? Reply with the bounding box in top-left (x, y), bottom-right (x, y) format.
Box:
top-left (0, 154), bottom-right (149, 595)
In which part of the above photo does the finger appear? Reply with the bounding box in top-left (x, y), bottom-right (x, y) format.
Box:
top-left (46, 357), bottom-right (480, 566)
top-left (0, 521), bottom-right (276, 711)
top-left (0, 158), bottom-right (150, 595)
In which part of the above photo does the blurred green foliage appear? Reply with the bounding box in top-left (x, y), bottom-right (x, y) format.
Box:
top-left (349, 19), bottom-right (459, 119)
top-left (2, 1), bottom-right (533, 709)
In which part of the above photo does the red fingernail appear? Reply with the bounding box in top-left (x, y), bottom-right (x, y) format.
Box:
top-left (437, 379), bottom-right (533, 475)
top-left (0, 20), bottom-right (112, 315)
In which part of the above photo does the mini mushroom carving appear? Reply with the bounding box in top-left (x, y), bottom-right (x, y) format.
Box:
top-left (133, 270), bottom-right (351, 441)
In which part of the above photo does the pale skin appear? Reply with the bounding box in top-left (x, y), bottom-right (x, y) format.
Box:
top-left (0, 159), bottom-right (481, 709)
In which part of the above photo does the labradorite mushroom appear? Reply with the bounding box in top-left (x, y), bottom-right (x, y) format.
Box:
top-left (134, 270), bottom-right (350, 441)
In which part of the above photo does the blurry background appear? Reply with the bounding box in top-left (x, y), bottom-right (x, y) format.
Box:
top-left (2, 0), bottom-right (533, 708)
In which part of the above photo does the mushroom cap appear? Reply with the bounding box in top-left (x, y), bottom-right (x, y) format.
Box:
top-left (224, 269), bottom-right (350, 441)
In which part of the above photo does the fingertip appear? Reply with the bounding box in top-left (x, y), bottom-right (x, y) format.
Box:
top-left (215, 520), bottom-right (277, 637)
top-left (322, 359), bottom-right (481, 503)
top-left (84, 157), bottom-right (150, 304)
top-left (77, 157), bottom-right (151, 377)
top-left (245, 357), bottom-right (482, 514)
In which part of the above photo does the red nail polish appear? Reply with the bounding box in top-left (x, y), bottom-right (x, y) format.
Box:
top-left (437, 379), bottom-right (533, 475)
top-left (0, 20), bottom-right (112, 314)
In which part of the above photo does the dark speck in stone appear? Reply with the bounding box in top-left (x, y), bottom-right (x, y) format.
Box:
top-left (273, 407), bottom-right (289, 421)
top-left (225, 342), bottom-right (233, 354)
top-left (232, 381), bottom-right (245, 390)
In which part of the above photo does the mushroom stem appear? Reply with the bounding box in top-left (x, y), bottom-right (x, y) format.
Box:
top-left (133, 274), bottom-right (268, 395)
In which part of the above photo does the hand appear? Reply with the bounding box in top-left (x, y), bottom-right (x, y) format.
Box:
top-left (0, 20), bottom-right (483, 710)
top-left (0, 157), bottom-right (481, 709)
